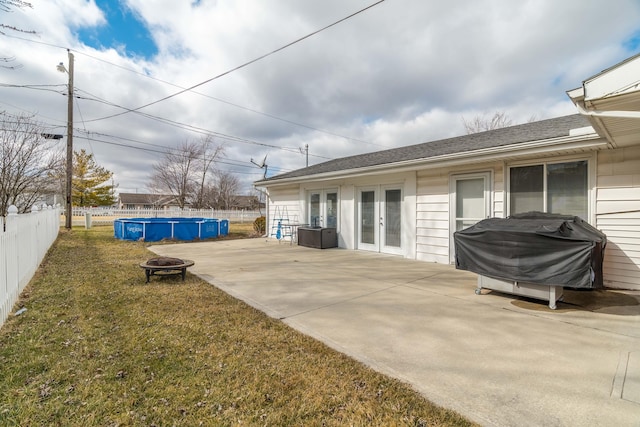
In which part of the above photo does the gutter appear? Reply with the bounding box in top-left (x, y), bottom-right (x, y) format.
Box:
top-left (574, 102), bottom-right (640, 119)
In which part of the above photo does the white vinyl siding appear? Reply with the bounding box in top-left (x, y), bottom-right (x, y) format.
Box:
top-left (266, 185), bottom-right (302, 239)
top-left (416, 162), bottom-right (503, 264)
top-left (261, 145), bottom-right (640, 291)
top-left (416, 173), bottom-right (449, 263)
top-left (596, 147), bottom-right (640, 290)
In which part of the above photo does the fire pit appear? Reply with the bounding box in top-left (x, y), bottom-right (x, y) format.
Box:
top-left (139, 257), bottom-right (195, 283)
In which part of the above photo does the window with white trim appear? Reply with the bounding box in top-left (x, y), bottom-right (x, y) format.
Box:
top-left (509, 160), bottom-right (588, 219)
top-left (307, 189), bottom-right (338, 228)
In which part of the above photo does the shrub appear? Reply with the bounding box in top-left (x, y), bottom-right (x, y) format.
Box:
top-left (253, 215), bottom-right (266, 235)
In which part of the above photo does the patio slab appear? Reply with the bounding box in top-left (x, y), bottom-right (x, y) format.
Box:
top-left (149, 238), bottom-right (640, 426)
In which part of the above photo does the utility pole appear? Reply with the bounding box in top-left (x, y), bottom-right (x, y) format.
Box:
top-left (58, 50), bottom-right (74, 229)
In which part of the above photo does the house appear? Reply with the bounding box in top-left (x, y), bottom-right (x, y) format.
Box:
top-left (232, 195), bottom-right (265, 211)
top-left (117, 193), bottom-right (184, 210)
top-left (255, 54), bottom-right (640, 291)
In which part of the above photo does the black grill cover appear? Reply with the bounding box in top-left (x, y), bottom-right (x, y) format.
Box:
top-left (454, 212), bottom-right (606, 289)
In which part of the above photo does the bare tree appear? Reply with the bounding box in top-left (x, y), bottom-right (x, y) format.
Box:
top-left (200, 170), bottom-right (241, 209)
top-left (150, 141), bottom-right (202, 209)
top-left (0, 112), bottom-right (62, 215)
top-left (1, 1), bottom-right (36, 69)
top-left (193, 136), bottom-right (225, 209)
top-left (250, 187), bottom-right (265, 215)
top-left (199, 184), bottom-right (218, 209)
top-left (462, 111), bottom-right (513, 134)
top-left (215, 171), bottom-right (240, 210)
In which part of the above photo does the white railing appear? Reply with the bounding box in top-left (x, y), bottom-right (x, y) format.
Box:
top-left (68, 208), bottom-right (263, 226)
top-left (1, 205), bottom-right (60, 329)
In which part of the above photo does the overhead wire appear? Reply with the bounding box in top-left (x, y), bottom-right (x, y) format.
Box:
top-left (5, 32), bottom-right (383, 150)
top-left (79, 0), bottom-right (387, 125)
top-left (73, 51), bottom-right (385, 149)
top-left (2, 1), bottom-right (388, 166)
top-left (0, 106), bottom-right (291, 174)
top-left (69, 132), bottom-right (289, 175)
top-left (73, 87), bottom-right (333, 160)
top-left (2, 1), bottom-right (388, 177)
top-left (0, 81), bottom-right (327, 167)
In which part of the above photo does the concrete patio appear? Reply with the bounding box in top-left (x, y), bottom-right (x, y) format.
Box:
top-left (148, 238), bottom-right (640, 426)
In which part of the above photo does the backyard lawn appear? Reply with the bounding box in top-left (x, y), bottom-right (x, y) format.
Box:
top-left (0, 225), bottom-right (476, 426)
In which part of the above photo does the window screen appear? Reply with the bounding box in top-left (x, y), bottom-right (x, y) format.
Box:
top-left (509, 161), bottom-right (588, 218)
top-left (547, 161), bottom-right (588, 218)
top-left (510, 165), bottom-right (543, 214)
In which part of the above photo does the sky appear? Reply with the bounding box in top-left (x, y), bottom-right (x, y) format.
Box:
top-left (1, 0), bottom-right (640, 196)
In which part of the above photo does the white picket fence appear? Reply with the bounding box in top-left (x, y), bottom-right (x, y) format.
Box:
top-left (70, 208), bottom-right (263, 226)
top-left (1, 205), bottom-right (60, 329)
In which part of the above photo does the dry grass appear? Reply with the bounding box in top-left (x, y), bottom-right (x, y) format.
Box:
top-left (0, 225), bottom-right (476, 426)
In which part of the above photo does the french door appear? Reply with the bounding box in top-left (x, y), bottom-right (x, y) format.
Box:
top-left (357, 185), bottom-right (403, 255)
top-left (308, 189), bottom-right (338, 228)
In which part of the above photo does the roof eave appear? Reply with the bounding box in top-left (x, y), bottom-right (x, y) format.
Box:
top-left (256, 132), bottom-right (605, 188)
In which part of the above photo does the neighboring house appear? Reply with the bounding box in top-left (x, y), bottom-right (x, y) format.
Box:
top-left (233, 195), bottom-right (265, 210)
top-left (255, 53), bottom-right (640, 291)
top-left (117, 193), bottom-right (184, 210)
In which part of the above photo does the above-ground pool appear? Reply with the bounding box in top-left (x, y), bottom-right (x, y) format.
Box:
top-left (114, 217), bottom-right (229, 242)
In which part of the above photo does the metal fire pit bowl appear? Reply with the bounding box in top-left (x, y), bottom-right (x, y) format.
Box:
top-left (139, 257), bottom-right (195, 283)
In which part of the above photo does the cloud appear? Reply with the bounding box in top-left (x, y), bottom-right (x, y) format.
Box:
top-left (1, 0), bottom-right (640, 194)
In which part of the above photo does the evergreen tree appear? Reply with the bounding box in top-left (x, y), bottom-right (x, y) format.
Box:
top-left (72, 149), bottom-right (115, 207)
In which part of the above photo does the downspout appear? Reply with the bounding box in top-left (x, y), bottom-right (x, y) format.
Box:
top-left (261, 188), bottom-right (269, 238)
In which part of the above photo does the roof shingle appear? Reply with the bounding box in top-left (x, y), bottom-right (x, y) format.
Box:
top-left (257, 114), bottom-right (591, 183)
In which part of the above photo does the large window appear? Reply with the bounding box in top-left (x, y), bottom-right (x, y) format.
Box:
top-left (509, 160), bottom-right (588, 219)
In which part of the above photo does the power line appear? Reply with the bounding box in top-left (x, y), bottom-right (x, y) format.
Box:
top-left (0, 83), bottom-right (66, 92)
top-left (4, 34), bottom-right (382, 149)
top-left (0, 82), bottom-right (332, 163)
top-left (82, 1), bottom-right (386, 123)
top-left (73, 87), bottom-right (334, 160)
top-left (0, 98), bottom-right (305, 172)
top-left (71, 51), bottom-right (384, 148)
top-left (0, 111), bottom-right (293, 174)
top-left (2, 2), bottom-right (388, 173)
top-left (4, 2), bottom-right (388, 153)
top-left (69, 131), bottom-right (294, 174)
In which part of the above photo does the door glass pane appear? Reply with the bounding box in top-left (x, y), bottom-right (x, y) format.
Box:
top-left (547, 161), bottom-right (588, 218)
top-left (385, 189), bottom-right (401, 247)
top-left (455, 178), bottom-right (484, 231)
top-left (326, 192), bottom-right (338, 228)
top-left (360, 191), bottom-right (375, 244)
top-left (309, 193), bottom-right (320, 227)
top-left (510, 165), bottom-right (543, 214)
